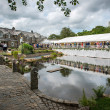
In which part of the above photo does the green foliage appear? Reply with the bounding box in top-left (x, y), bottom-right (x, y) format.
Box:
top-left (90, 97), bottom-right (110, 110)
top-left (106, 78), bottom-right (110, 87)
top-left (57, 52), bottom-right (63, 56)
top-left (77, 26), bottom-right (110, 36)
top-left (11, 49), bottom-right (15, 55)
top-left (54, 0), bottom-right (79, 16)
top-left (92, 86), bottom-right (106, 99)
top-left (34, 49), bottom-right (54, 53)
top-left (51, 52), bottom-right (57, 57)
top-left (48, 25), bottom-right (110, 39)
top-left (91, 26), bottom-right (106, 34)
top-left (19, 43), bottom-right (33, 54)
top-left (8, 0), bottom-right (27, 11)
top-left (7, 0), bottom-right (79, 17)
top-left (48, 34), bottom-right (61, 40)
top-left (13, 51), bottom-right (18, 59)
top-left (79, 89), bottom-right (96, 107)
top-left (105, 27), bottom-right (110, 33)
top-left (77, 30), bottom-right (92, 36)
top-left (48, 27), bottom-right (76, 39)
top-left (60, 68), bottom-right (71, 77)
top-left (36, 0), bottom-right (44, 11)
top-left (60, 27), bottom-right (76, 38)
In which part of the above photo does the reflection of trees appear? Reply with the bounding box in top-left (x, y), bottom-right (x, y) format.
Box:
top-left (60, 68), bottom-right (72, 77)
top-left (32, 62), bottom-right (46, 71)
top-left (20, 61), bottom-right (46, 74)
top-left (106, 78), bottom-right (110, 87)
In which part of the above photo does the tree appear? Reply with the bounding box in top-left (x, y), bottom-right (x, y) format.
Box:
top-left (91, 26), bottom-right (106, 34)
top-left (60, 68), bottom-right (72, 77)
top-left (77, 30), bottom-right (91, 36)
top-left (48, 34), bottom-right (61, 40)
top-left (19, 43), bottom-right (33, 54)
top-left (7, 0), bottom-right (79, 17)
top-left (60, 27), bottom-right (76, 38)
top-left (105, 27), bottom-right (110, 33)
top-left (77, 26), bottom-right (110, 36)
top-left (48, 27), bottom-right (76, 39)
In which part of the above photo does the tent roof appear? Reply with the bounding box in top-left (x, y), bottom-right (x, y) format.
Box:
top-left (42, 33), bottom-right (110, 44)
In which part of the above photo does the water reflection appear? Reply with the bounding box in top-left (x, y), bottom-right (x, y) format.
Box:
top-left (49, 59), bottom-right (110, 75)
top-left (24, 56), bottom-right (110, 101)
top-left (24, 62), bottom-right (110, 101)
top-left (60, 68), bottom-right (72, 77)
top-left (106, 78), bottom-right (110, 87)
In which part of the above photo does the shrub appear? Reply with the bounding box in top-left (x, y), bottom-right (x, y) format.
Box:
top-left (51, 52), bottom-right (57, 57)
top-left (13, 51), bottom-right (18, 59)
top-left (58, 52), bottom-right (63, 56)
top-left (19, 43), bottom-right (33, 54)
top-left (79, 89), bottom-right (96, 107)
top-left (92, 86), bottom-right (106, 99)
top-left (34, 49), bottom-right (54, 53)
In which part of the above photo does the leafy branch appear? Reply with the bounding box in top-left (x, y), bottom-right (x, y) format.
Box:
top-left (7, 0), bottom-right (79, 17)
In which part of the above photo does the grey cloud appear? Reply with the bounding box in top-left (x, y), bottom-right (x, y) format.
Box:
top-left (0, 0), bottom-right (110, 36)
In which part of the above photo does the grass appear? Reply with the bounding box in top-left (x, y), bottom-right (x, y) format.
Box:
top-left (90, 97), bottom-right (110, 110)
top-left (0, 52), bottom-right (11, 56)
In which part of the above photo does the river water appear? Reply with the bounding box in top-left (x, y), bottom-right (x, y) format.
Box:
top-left (24, 55), bottom-right (110, 101)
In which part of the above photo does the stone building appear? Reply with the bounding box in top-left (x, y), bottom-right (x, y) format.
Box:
top-left (0, 27), bottom-right (46, 48)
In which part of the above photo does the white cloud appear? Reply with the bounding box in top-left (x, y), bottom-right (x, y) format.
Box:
top-left (0, 0), bottom-right (110, 37)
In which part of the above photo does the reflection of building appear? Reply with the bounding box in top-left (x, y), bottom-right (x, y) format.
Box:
top-left (0, 27), bottom-right (46, 48)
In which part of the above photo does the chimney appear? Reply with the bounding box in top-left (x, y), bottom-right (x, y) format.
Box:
top-left (31, 30), bottom-right (33, 33)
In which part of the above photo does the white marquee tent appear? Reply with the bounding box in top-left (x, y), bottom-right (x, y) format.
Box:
top-left (42, 33), bottom-right (110, 44)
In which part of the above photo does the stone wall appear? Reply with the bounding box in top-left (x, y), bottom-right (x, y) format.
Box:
top-left (0, 56), bottom-right (5, 65)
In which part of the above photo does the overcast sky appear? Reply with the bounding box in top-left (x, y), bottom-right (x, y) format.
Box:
top-left (0, 0), bottom-right (110, 37)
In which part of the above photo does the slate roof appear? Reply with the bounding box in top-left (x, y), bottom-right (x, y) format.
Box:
top-left (0, 27), bottom-right (46, 38)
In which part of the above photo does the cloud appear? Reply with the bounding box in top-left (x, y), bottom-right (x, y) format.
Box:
top-left (0, 0), bottom-right (110, 37)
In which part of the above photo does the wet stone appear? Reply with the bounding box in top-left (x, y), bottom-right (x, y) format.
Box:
top-left (0, 65), bottom-right (79, 110)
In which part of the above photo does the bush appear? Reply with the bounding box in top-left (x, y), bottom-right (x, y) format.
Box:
top-left (79, 89), bottom-right (96, 107)
top-left (19, 43), bottom-right (33, 54)
top-left (34, 49), bottom-right (54, 53)
top-left (92, 86), bottom-right (106, 99)
top-left (51, 52), bottom-right (57, 57)
top-left (13, 51), bottom-right (18, 59)
top-left (11, 49), bottom-right (15, 55)
top-left (58, 52), bottom-right (63, 56)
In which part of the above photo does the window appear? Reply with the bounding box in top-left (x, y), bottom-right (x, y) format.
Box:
top-left (11, 42), bottom-right (14, 47)
top-left (0, 31), bottom-right (3, 37)
top-left (8, 33), bottom-right (11, 38)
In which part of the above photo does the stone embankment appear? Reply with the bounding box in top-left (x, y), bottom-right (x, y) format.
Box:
top-left (0, 65), bottom-right (80, 110)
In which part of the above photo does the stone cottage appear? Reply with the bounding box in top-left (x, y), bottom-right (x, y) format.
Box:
top-left (0, 27), bottom-right (46, 48)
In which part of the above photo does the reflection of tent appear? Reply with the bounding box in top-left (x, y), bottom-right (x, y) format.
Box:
top-left (43, 33), bottom-right (110, 44)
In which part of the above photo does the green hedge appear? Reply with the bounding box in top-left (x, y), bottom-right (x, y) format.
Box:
top-left (19, 43), bottom-right (33, 54)
top-left (13, 51), bottom-right (18, 59)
